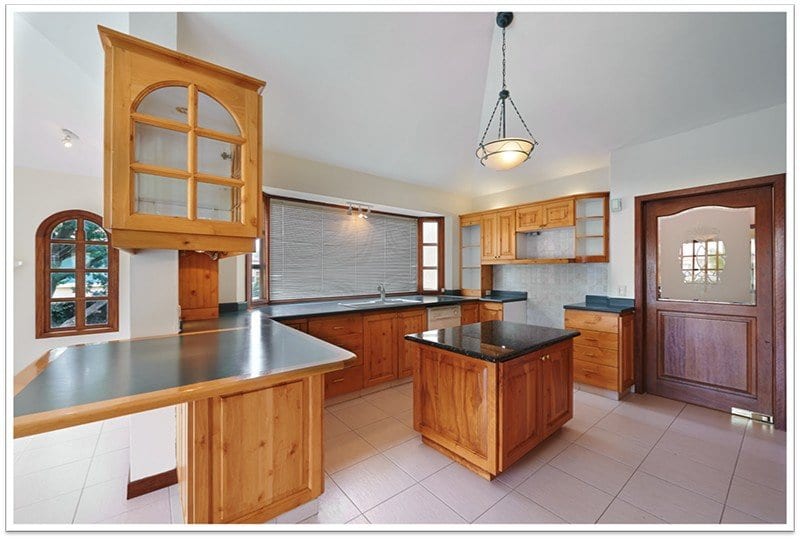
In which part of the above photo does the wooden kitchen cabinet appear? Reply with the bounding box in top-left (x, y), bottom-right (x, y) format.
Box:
top-left (178, 251), bottom-right (219, 320)
top-left (398, 308), bottom-right (427, 378)
top-left (564, 309), bottom-right (634, 398)
top-left (539, 343), bottom-right (573, 434)
top-left (307, 314), bottom-right (364, 398)
top-left (99, 26), bottom-right (265, 256)
top-left (481, 211), bottom-right (515, 262)
top-left (363, 312), bottom-right (399, 386)
top-left (460, 302), bottom-right (480, 324)
top-left (542, 199), bottom-right (575, 228)
top-left (479, 302), bottom-right (504, 322)
top-left (515, 203), bottom-right (544, 231)
top-left (480, 213), bottom-right (498, 262)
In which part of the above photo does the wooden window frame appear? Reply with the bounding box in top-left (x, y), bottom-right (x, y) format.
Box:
top-left (245, 193), bottom-right (269, 306)
top-left (36, 210), bottom-right (119, 338)
top-left (418, 216), bottom-right (445, 294)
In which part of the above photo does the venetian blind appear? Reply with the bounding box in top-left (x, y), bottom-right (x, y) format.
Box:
top-left (269, 199), bottom-right (419, 301)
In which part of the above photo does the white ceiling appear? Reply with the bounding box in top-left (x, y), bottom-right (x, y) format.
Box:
top-left (15, 10), bottom-right (786, 198)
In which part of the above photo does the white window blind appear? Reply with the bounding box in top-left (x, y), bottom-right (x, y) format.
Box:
top-left (269, 199), bottom-right (418, 301)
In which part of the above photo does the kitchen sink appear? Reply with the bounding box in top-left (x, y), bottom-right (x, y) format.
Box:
top-left (338, 297), bottom-right (423, 308)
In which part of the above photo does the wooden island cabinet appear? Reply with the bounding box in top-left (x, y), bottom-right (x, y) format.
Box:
top-left (406, 322), bottom-right (578, 480)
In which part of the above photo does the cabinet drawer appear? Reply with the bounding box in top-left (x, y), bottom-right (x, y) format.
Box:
top-left (323, 333), bottom-right (363, 366)
top-left (324, 365), bottom-right (364, 399)
top-left (308, 314), bottom-right (363, 339)
top-left (574, 359), bottom-right (618, 390)
top-left (564, 310), bottom-right (619, 333)
top-left (570, 329), bottom-right (618, 350)
top-left (573, 344), bottom-right (618, 368)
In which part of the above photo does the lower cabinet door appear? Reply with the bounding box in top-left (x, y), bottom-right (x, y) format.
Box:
top-left (363, 312), bottom-right (398, 386)
top-left (324, 364), bottom-right (364, 398)
top-left (479, 302), bottom-right (503, 322)
top-left (539, 342), bottom-right (573, 434)
top-left (398, 309), bottom-right (426, 377)
top-left (460, 302), bottom-right (480, 324)
top-left (499, 355), bottom-right (542, 469)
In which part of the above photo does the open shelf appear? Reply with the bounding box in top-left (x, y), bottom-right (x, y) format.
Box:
top-left (576, 216), bottom-right (605, 220)
top-left (576, 234), bottom-right (604, 239)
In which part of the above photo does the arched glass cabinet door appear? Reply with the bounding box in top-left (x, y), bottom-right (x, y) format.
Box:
top-left (131, 84), bottom-right (245, 223)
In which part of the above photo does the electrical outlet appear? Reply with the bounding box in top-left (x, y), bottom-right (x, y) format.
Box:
top-left (617, 285), bottom-right (627, 296)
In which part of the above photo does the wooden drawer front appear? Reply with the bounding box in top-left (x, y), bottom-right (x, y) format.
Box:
top-left (324, 365), bottom-right (364, 398)
top-left (308, 314), bottom-right (363, 339)
top-left (573, 344), bottom-right (618, 368)
top-left (571, 329), bottom-right (618, 350)
top-left (543, 199), bottom-right (575, 228)
top-left (564, 310), bottom-right (619, 333)
top-left (480, 302), bottom-right (503, 322)
top-left (461, 302), bottom-right (480, 325)
top-left (574, 359), bottom-right (618, 390)
top-left (516, 204), bottom-right (544, 231)
top-left (322, 333), bottom-right (363, 366)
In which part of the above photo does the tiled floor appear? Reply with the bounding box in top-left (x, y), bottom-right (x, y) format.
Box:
top-left (12, 383), bottom-right (787, 526)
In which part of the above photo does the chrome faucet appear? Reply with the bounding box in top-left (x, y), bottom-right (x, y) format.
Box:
top-left (377, 283), bottom-right (386, 302)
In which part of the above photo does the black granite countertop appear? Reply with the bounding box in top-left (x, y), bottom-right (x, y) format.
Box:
top-left (261, 295), bottom-right (478, 320)
top-left (404, 321), bottom-right (579, 363)
top-left (479, 290), bottom-right (528, 303)
top-left (563, 295), bottom-right (635, 314)
top-left (15, 319), bottom-right (353, 419)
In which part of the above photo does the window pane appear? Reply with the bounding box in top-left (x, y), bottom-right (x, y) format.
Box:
top-left (422, 269), bottom-right (438, 291)
top-left (252, 238), bottom-right (260, 265)
top-left (86, 245), bottom-right (108, 269)
top-left (422, 221), bottom-right (438, 243)
top-left (197, 92), bottom-right (239, 134)
top-left (51, 244), bottom-right (76, 269)
top-left (197, 137), bottom-right (241, 178)
top-left (197, 182), bottom-right (240, 222)
top-left (134, 173), bottom-right (187, 217)
top-left (136, 85), bottom-right (187, 122)
top-left (251, 269), bottom-right (262, 299)
top-left (84, 221), bottom-right (108, 242)
top-left (423, 245), bottom-right (438, 267)
top-left (51, 273), bottom-right (75, 298)
top-left (50, 301), bottom-right (76, 328)
top-left (86, 272), bottom-right (109, 297)
top-left (134, 123), bottom-right (188, 170)
top-left (51, 219), bottom-right (77, 240)
top-left (86, 300), bottom-right (108, 325)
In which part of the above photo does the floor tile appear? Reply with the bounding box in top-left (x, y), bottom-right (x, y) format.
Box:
top-left (572, 401), bottom-right (611, 425)
top-left (275, 498), bottom-right (319, 523)
top-left (612, 401), bottom-right (680, 430)
top-left (516, 464), bottom-right (613, 523)
top-left (524, 430), bottom-right (572, 462)
top-left (721, 505), bottom-right (767, 524)
top-left (326, 396), bottom-right (366, 413)
top-left (594, 412), bottom-right (666, 447)
top-left (363, 388), bottom-right (413, 416)
top-left (495, 451), bottom-right (547, 489)
top-left (73, 477), bottom-right (170, 524)
top-left (573, 390), bottom-right (620, 412)
top-left (101, 416), bottom-right (131, 432)
top-left (393, 382), bottom-right (414, 398)
top-left (323, 411), bottom-right (351, 440)
top-left (15, 435), bottom-right (97, 476)
top-left (747, 420), bottom-right (786, 445)
top-left (331, 454), bottom-right (415, 513)
top-left (383, 436), bottom-right (452, 482)
top-left (329, 400), bottom-right (389, 429)
top-left (95, 428), bottom-right (130, 455)
top-left (394, 408), bottom-right (414, 428)
top-left (669, 406), bottom-right (746, 446)
top-left (421, 463), bottom-right (511, 522)
top-left (14, 489), bottom-right (81, 524)
top-left (346, 515), bottom-right (369, 524)
top-left (726, 475), bottom-right (786, 523)
top-left (365, 484), bottom-right (465, 524)
top-left (574, 426), bottom-right (651, 467)
top-left (102, 497), bottom-right (172, 524)
top-left (640, 447), bottom-right (732, 503)
top-left (618, 471), bottom-right (723, 523)
top-left (85, 447), bottom-right (130, 487)
top-left (619, 392), bottom-right (685, 418)
top-left (735, 450), bottom-right (786, 492)
top-left (25, 421), bottom-right (102, 451)
top-left (550, 444), bottom-right (635, 495)
top-left (324, 431), bottom-right (378, 474)
top-left (355, 417), bottom-right (416, 451)
top-left (14, 458), bottom-right (91, 508)
top-left (597, 499), bottom-right (666, 524)
top-left (474, 491), bottom-right (565, 524)
top-left (301, 475), bottom-right (360, 524)
top-left (655, 428), bottom-right (739, 473)
top-left (169, 494), bottom-right (183, 524)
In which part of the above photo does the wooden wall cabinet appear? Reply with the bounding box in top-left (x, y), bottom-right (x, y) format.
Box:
top-left (564, 309), bottom-right (634, 398)
top-left (480, 210), bottom-right (516, 262)
top-left (515, 204), bottom-right (544, 231)
top-left (460, 217), bottom-right (493, 295)
top-left (100, 26), bottom-right (265, 256)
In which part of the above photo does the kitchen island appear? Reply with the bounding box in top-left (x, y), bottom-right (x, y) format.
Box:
top-left (405, 321), bottom-right (579, 480)
top-left (13, 320), bottom-right (353, 524)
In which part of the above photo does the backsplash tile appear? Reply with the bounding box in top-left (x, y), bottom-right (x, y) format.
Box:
top-left (494, 264), bottom-right (608, 328)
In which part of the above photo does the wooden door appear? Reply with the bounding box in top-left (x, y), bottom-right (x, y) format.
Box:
top-left (499, 355), bottom-right (542, 469)
top-left (480, 213), bottom-right (498, 261)
top-left (398, 309), bottom-right (427, 378)
top-left (460, 302), bottom-right (480, 325)
top-left (542, 199), bottom-right (575, 228)
top-left (479, 302), bottom-right (503, 322)
top-left (539, 341), bottom-right (573, 434)
top-left (497, 210), bottom-right (516, 259)
top-left (179, 251), bottom-right (219, 320)
top-left (363, 312), bottom-right (398, 386)
top-left (642, 185), bottom-right (775, 420)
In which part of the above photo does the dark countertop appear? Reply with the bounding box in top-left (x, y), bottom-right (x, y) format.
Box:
top-left (478, 290), bottom-right (528, 303)
top-left (404, 321), bottom-right (579, 363)
top-left (15, 319), bottom-right (353, 419)
top-left (563, 295), bottom-right (635, 314)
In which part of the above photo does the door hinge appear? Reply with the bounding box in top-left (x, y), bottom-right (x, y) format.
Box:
top-left (731, 407), bottom-right (774, 424)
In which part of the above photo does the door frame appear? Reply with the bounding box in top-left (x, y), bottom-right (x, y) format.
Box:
top-left (633, 174), bottom-right (786, 429)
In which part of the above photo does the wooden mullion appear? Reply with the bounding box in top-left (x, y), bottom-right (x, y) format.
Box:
top-left (131, 112), bottom-right (191, 133)
top-left (194, 126), bottom-right (246, 145)
top-left (131, 162), bottom-right (191, 180)
top-left (76, 218), bottom-right (86, 331)
top-left (193, 173), bottom-right (245, 187)
top-left (187, 84), bottom-right (199, 221)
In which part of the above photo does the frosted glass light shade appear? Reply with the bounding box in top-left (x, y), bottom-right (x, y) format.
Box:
top-left (476, 138), bottom-right (535, 170)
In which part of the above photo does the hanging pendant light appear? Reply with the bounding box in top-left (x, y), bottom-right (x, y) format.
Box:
top-left (476, 12), bottom-right (538, 171)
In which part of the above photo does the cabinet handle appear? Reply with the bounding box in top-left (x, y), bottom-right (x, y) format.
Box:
top-left (332, 326), bottom-right (344, 330)
top-left (331, 378), bottom-right (345, 383)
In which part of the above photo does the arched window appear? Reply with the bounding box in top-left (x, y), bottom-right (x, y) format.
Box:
top-left (36, 210), bottom-right (119, 338)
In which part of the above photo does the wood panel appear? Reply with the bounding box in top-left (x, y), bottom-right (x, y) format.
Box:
top-left (497, 210), bottom-right (516, 260)
top-left (619, 314), bottom-right (634, 389)
top-left (324, 365), bottom-right (364, 398)
top-left (307, 314), bottom-right (363, 338)
top-left (574, 359), bottom-right (618, 391)
top-left (398, 308), bottom-right (427, 377)
top-left (564, 310), bottom-right (619, 333)
top-left (363, 312), bottom-right (398, 386)
top-left (179, 251), bottom-right (219, 320)
top-left (460, 302), bottom-right (480, 325)
top-left (540, 341), bottom-right (573, 434)
top-left (498, 354), bottom-right (541, 469)
top-left (280, 318), bottom-right (308, 333)
top-left (479, 302), bottom-right (503, 322)
top-left (515, 203), bottom-right (544, 231)
top-left (480, 213), bottom-right (498, 261)
top-left (542, 199), bottom-right (575, 228)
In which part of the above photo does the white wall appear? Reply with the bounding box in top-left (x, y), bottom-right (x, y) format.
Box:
top-left (218, 255), bottom-right (245, 303)
top-left (608, 104), bottom-right (787, 298)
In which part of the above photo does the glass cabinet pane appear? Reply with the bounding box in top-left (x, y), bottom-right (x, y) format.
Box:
top-left (136, 86), bottom-right (188, 122)
top-left (197, 137), bottom-right (241, 178)
top-left (197, 182), bottom-right (240, 222)
top-left (134, 173), bottom-right (188, 217)
top-left (134, 123), bottom-right (188, 171)
top-left (197, 91), bottom-right (240, 134)
top-left (657, 206), bottom-right (755, 304)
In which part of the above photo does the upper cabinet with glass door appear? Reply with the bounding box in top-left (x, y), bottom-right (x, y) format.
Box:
top-left (99, 26), bottom-right (265, 255)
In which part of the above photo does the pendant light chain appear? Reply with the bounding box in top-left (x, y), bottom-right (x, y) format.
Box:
top-left (501, 27), bottom-right (507, 90)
